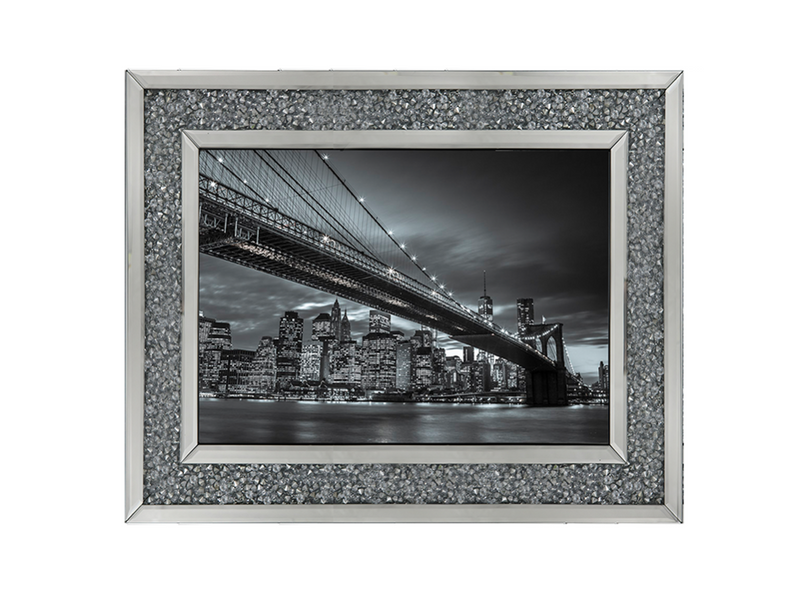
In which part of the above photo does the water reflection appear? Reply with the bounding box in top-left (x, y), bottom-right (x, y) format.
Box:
top-left (199, 398), bottom-right (609, 445)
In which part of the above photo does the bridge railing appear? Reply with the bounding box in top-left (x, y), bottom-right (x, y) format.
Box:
top-left (199, 175), bottom-right (555, 364)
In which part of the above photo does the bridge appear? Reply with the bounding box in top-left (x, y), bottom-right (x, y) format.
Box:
top-left (198, 149), bottom-right (576, 405)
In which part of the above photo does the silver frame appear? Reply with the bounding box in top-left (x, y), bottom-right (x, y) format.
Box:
top-left (126, 70), bottom-right (683, 523)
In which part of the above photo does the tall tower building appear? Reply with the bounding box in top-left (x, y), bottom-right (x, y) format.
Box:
top-left (516, 298), bottom-right (535, 336)
top-left (300, 341), bottom-right (324, 382)
top-left (396, 341), bottom-right (412, 391)
top-left (362, 332), bottom-right (397, 390)
top-left (598, 361), bottom-right (610, 391)
top-left (199, 316), bottom-right (232, 395)
top-left (276, 311), bottom-right (303, 388)
top-left (330, 299), bottom-right (342, 342)
top-left (340, 309), bottom-right (351, 342)
top-left (253, 336), bottom-right (276, 395)
top-left (478, 271), bottom-right (493, 323)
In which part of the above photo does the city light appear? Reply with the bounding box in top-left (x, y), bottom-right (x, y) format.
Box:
top-left (322, 154), bottom-right (329, 160)
top-left (359, 197), bottom-right (365, 203)
top-left (400, 243), bottom-right (406, 249)
top-left (412, 256), bottom-right (417, 261)
top-left (217, 156), bottom-right (223, 163)
top-left (210, 181), bottom-right (217, 187)
top-left (388, 230), bottom-right (393, 235)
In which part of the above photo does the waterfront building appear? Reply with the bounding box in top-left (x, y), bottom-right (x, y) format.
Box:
top-left (330, 339), bottom-right (361, 386)
top-left (253, 336), bottom-right (276, 395)
top-left (207, 320), bottom-right (233, 350)
top-left (362, 332), bottom-right (397, 390)
top-left (221, 349), bottom-right (261, 397)
top-left (459, 362), bottom-right (473, 391)
top-left (516, 298), bottom-right (536, 336)
top-left (276, 311), bottom-right (303, 389)
top-left (598, 361), bottom-right (610, 391)
top-left (198, 314), bottom-right (232, 395)
top-left (432, 347), bottom-right (446, 388)
top-left (318, 335), bottom-right (336, 382)
top-left (301, 340), bottom-right (324, 382)
top-left (471, 360), bottom-right (492, 392)
top-left (445, 356), bottom-right (461, 389)
top-left (199, 312), bottom-right (214, 344)
top-left (463, 346), bottom-right (475, 365)
top-left (396, 341), bottom-right (412, 391)
top-left (492, 357), bottom-right (508, 390)
top-left (413, 347), bottom-right (433, 389)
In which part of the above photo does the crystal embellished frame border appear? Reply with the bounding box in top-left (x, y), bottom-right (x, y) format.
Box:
top-left (125, 71), bottom-right (683, 523)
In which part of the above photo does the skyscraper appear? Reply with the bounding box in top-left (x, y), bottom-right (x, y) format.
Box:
top-left (598, 361), bottom-right (609, 391)
top-left (253, 335), bottom-right (276, 395)
top-left (221, 349), bottom-right (260, 397)
top-left (340, 309), bottom-right (351, 342)
top-left (517, 298), bottom-right (535, 336)
top-left (198, 315), bottom-right (232, 395)
top-left (413, 347), bottom-right (433, 388)
top-left (300, 341), bottom-right (324, 382)
top-left (276, 311), bottom-right (303, 388)
top-left (311, 313), bottom-right (332, 340)
top-left (478, 270), bottom-right (493, 323)
top-left (369, 310), bottom-right (391, 334)
top-left (396, 341), bottom-right (412, 391)
top-left (330, 340), bottom-right (360, 386)
top-left (330, 299), bottom-right (341, 342)
top-left (362, 331), bottom-right (397, 390)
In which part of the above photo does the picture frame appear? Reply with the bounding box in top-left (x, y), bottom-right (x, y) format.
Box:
top-left (125, 70), bottom-right (683, 522)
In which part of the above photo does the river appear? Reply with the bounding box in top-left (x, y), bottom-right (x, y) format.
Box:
top-left (199, 398), bottom-right (609, 445)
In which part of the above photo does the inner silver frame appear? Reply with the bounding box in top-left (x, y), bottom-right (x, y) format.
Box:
top-left (126, 70), bottom-right (683, 523)
top-left (179, 130), bottom-right (628, 465)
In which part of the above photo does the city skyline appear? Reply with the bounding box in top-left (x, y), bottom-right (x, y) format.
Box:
top-left (197, 293), bottom-right (611, 405)
top-left (199, 148), bottom-right (610, 384)
top-left (199, 292), bottom-right (609, 392)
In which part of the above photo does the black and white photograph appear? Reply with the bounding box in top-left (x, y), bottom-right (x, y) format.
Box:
top-left (197, 148), bottom-right (611, 445)
top-left (8, 0), bottom-right (804, 600)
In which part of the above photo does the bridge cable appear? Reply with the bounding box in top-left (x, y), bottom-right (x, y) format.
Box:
top-left (253, 150), bottom-right (381, 261)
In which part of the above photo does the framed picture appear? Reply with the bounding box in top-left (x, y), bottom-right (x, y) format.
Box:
top-left (126, 70), bottom-right (683, 522)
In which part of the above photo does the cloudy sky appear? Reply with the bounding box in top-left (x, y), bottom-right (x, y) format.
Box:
top-left (199, 149), bottom-right (610, 383)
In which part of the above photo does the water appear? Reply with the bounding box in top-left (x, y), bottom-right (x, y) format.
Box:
top-left (199, 398), bottom-right (609, 445)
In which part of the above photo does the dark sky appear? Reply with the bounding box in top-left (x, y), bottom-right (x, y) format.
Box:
top-left (199, 149), bottom-right (610, 383)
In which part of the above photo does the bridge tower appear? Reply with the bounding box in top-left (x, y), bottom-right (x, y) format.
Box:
top-left (520, 323), bottom-right (568, 406)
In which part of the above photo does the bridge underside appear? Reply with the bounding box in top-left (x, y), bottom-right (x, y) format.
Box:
top-left (200, 195), bottom-right (568, 404)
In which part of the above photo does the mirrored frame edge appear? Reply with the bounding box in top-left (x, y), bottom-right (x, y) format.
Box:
top-left (125, 70), bottom-right (683, 523)
top-left (179, 129), bottom-right (627, 466)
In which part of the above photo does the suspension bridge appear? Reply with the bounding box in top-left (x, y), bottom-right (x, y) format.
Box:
top-left (198, 149), bottom-right (578, 405)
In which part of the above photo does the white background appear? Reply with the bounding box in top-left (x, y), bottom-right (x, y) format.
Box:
top-left (2, 1), bottom-right (801, 601)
